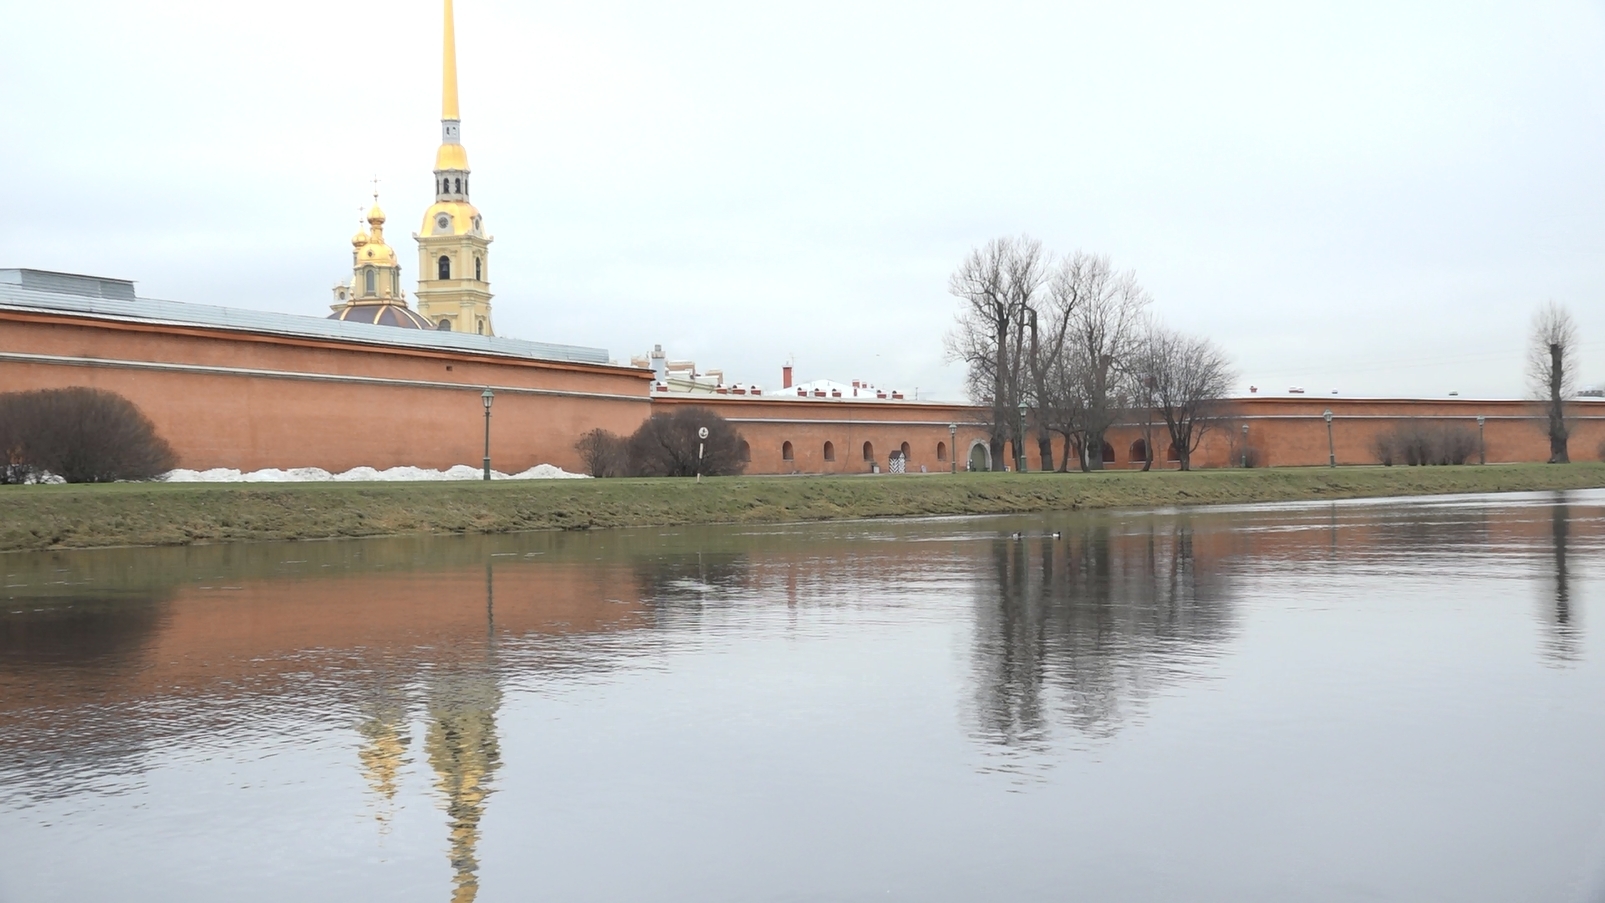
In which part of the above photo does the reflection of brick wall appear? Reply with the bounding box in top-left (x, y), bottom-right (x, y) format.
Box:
top-left (0, 563), bottom-right (648, 717)
top-left (0, 309), bottom-right (653, 473)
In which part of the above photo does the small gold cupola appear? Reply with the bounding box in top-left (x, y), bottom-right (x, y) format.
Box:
top-left (330, 189), bottom-right (433, 329)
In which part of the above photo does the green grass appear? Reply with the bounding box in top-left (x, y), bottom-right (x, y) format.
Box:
top-left (2, 463), bottom-right (1602, 553)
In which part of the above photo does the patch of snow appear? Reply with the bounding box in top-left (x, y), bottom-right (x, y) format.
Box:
top-left (161, 464), bottom-right (588, 482)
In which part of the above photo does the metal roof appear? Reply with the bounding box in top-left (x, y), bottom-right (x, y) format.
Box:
top-left (0, 268), bottom-right (136, 300)
top-left (0, 279), bottom-right (612, 365)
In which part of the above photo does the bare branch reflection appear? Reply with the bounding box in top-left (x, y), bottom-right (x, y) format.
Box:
top-left (1542, 498), bottom-right (1582, 664)
top-left (969, 519), bottom-right (1236, 766)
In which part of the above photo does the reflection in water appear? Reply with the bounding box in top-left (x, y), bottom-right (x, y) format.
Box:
top-left (355, 679), bottom-right (412, 833)
top-left (970, 519), bottom-right (1235, 761)
top-left (2, 493), bottom-right (1605, 901)
top-left (1544, 498), bottom-right (1581, 663)
top-left (425, 662), bottom-right (502, 903)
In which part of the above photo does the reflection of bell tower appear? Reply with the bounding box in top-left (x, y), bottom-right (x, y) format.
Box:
top-left (425, 664), bottom-right (502, 903)
top-left (414, 0), bottom-right (495, 336)
top-left (356, 687), bottom-right (413, 833)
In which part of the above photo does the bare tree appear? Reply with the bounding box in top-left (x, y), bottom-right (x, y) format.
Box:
top-left (1131, 325), bottom-right (1234, 471)
top-left (1058, 253), bottom-right (1150, 471)
top-left (1023, 256), bottom-right (1079, 471)
top-left (1528, 302), bottom-right (1579, 463)
top-left (573, 428), bottom-right (628, 477)
top-left (0, 387), bottom-right (176, 483)
top-left (946, 236), bottom-right (1047, 470)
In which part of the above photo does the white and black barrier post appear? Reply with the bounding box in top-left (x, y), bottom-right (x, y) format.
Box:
top-left (697, 426), bottom-right (708, 483)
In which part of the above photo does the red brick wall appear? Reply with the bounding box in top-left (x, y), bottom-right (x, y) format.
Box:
top-left (6, 307), bottom-right (1601, 475)
top-left (654, 395), bottom-right (1605, 472)
top-left (650, 394), bottom-right (992, 474)
top-left (0, 309), bottom-right (653, 473)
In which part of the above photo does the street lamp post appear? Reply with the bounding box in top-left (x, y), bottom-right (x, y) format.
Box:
top-left (1241, 423), bottom-right (1249, 469)
top-left (948, 423), bottom-right (957, 474)
top-left (481, 388), bottom-right (495, 480)
top-left (1017, 401), bottom-right (1028, 473)
top-left (1477, 415), bottom-right (1486, 465)
top-left (1323, 408), bottom-right (1335, 468)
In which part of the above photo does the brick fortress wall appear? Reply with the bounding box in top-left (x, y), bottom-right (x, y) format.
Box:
top-left (0, 307), bottom-right (653, 474)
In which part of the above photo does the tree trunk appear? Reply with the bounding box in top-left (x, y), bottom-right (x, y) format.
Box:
top-left (1549, 342), bottom-right (1570, 463)
top-left (1037, 434), bottom-right (1054, 473)
top-left (1140, 417), bottom-right (1153, 472)
top-left (989, 437), bottom-right (1005, 471)
top-left (1170, 424), bottom-right (1192, 472)
top-left (1085, 428), bottom-right (1105, 471)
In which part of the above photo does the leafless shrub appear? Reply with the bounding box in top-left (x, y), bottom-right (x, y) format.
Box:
top-left (0, 387), bottom-right (176, 483)
top-left (1372, 421), bottom-right (1478, 467)
top-left (573, 428), bottom-right (628, 478)
top-left (1371, 431), bottom-right (1397, 467)
top-left (626, 407), bottom-right (748, 477)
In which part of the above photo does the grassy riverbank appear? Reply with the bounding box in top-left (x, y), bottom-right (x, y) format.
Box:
top-left (2, 463), bottom-right (1602, 552)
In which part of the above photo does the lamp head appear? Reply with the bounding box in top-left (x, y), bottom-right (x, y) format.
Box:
top-left (481, 387), bottom-right (494, 409)
top-left (1323, 409), bottom-right (1333, 423)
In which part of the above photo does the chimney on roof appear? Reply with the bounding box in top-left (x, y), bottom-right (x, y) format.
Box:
top-left (650, 344), bottom-right (667, 382)
top-left (782, 364), bottom-right (793, 389)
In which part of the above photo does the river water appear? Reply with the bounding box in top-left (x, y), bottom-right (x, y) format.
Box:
top-left (2, 490), bottom-right (1604, 902)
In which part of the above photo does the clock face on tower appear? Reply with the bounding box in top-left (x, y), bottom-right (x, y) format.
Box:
top-left (436, 214), bottom-right (451, 231)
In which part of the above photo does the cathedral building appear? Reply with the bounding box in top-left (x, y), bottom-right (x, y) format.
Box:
top-left (329, 0), bottom-right (494, 336)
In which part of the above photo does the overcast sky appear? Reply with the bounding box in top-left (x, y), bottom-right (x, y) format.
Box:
top-left (4, 1), bottom-right (1604, 400)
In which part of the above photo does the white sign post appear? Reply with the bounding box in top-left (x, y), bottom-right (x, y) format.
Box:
top-left (697, 426), bottom-right (709, 483)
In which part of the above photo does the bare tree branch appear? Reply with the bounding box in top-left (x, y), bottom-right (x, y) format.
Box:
top-left (1131, 325), bottom-right (1235, 471)
top-left (946, 235), bottom-right (1046, 470)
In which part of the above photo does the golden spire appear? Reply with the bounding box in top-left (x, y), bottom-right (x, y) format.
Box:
top-left (443, 0), bottom-right (459, 121)
top-left (435, 0), bottom-right (469, 172)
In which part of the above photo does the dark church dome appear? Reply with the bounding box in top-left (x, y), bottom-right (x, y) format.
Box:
top-left (327, 302), bottom-right (433, 330)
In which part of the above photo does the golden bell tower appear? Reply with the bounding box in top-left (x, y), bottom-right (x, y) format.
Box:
top-left (414, 0), bottom-right (495, 335)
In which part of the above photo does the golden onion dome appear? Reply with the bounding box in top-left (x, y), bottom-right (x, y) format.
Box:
top-left (367, 203), bottom-right (387, 227)
top-left (351, 229), bottom-right (370, 248)
top-left (358, 240), bottom-right (399, 268)
top-left (435, 143), bottom-right (470, 172)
